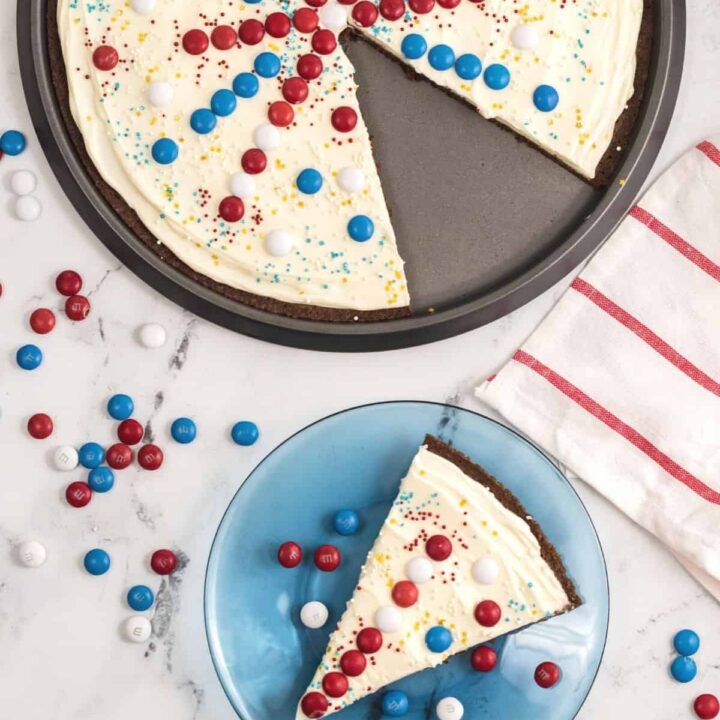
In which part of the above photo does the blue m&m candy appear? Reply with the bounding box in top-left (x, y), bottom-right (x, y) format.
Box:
top-left (333, 509), bottom-right (360, 536)
top-left (347, 215), bottom-right (374, 242)
top-left (533, 84), bottom-right (559, 112)
top-left (381, 690), bottom-right (409, 717)
top-left (16, 344), bottom-right (43, 370)
top-left (151, 138), bottom-right (179, 164)
top-left (190, 108), bottom-right (217, 134)
top-left (211, 89), bottom-right (237, 117)
top-left (84, 548), bottom-right (111, 576)
top-left (88, 466), bottom-right (115, 493)
top-left (107, 393), bottom-right (134, 420)
top-left (484, 63), bottom-right (510, 90)
top-left (254, 52), bottom-right (281, 78)
top-left (231, 420), bottom-right (259, 446)
top-left (425, 626), bottom-right (452, 653)
top-left (297, 168), bottom-right (323, 195)
top-left (79, 442), bottom-right (105, 469)
top-left (671, 655), bottom-right (697, 683)
top-left (233, 72), bottom-right (259, 98)
top-left (0, 130), bottom-right (27, 156)
top-left (428, 44), bottom-right (455, 71)
top-left (171, 417), bottom-right (197, 444)
top-left (401, 34), bottom-right (427, 60)
top-left (455, 53), bottom-right (482, 80)
top-left (127, 584), bottom-right (155, 611)
top-left (674, 629), bottom-right (700, 656)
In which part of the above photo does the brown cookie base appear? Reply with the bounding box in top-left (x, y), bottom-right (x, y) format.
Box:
top-left (424, 434), bottom-right (582, 611)
top-left (48, 0), bottom-right (652, 322)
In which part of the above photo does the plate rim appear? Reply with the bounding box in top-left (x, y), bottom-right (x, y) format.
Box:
top-left (203, 400), bottom-right (610, 720)
top-left (18, 0), bottom-right (685, 352)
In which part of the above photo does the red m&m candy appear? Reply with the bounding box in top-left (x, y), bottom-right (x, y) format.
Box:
top-left (471, 645), bottom-right (497, 672)
top-left (379, 0), bottom-right (405, 20)
top-left (340, 650), bottom-right (366, 676)
top-left (241, 148), bottom-right (267, 175)
top-left (106, 442), bottom-right (133, 470)
top-left (283, 77), bottom-right (309, 104)
top-left (65, 295), bottom-right (91, 321)
top-left (182, 29), bottom-right (209, 55)
top-left (311, 29), bottom-right (337, 55)
top-left (30, 308), bottom-right (56, 334)
top-left (392, 580), bottom-right (419, 608)
top-left (211, 25), bottom-right (237, 50)
top-left (93, 45), bottom-right (119, 71)
top-left (330, 107), bottom-right (357, 133)
top-left (138, 444), bottom-right (164, 470)
top-left (266, 12), bottom-right (291, 37)
top-left (437, 0), bottom-right (460, 7)
top-left (278, 541), bottom-right (303, 568)
top-left (356, 627), bottom-right (383, 653)
top-left (352, 1), bottom-right (379, 26)
top-left (695, 694), bottom-right (720, 720)
top-left (27, 413), bottom-right (53, 439)
top-left (322, 672), bottom-right (348, 698)
top-left (305, 0), bottom-right (327, 6)
top-left (474, 600), bottom-right (501, 627)
top-left (409, 0), bottom-right (434, 12)
top-left (425, 534), bottom-right (452, 561)
top-left (534, 661), bottom-right (561, 688)
top-left (55, 270), bottom-right (83, 296)
top-left (117, 418), bottom-right (144, 445)
top-left (239, 19), bottom-right (265, 45)
top-left (300, 692), bottom-right (328, 719)
top-left (269, 102), bottom-right (294, 127)
top-left (297, 53), bottom-right (323, 80)
top-left (219, 196), bottom-right (245, 222)
top-left (66, 481), bottom-right (92, 508)
top-left (314, 544), bottom-right (340, 571)
top-left (151, 548), bottom-right (177, 575)
top-left (293, 7), bottom-right (319, 32)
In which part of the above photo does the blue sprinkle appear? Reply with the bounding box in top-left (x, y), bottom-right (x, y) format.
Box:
top-left (254, 52), bottom-right (281, 78)
top-left (455, 53), bottom-right (482, 80)
top-left (190, 108), bottom-right (217, 134)
top-left (296, 168), bottom-right (324, 195)
top-left (233, 72), bottom-right (260, 98)
top-left (401, 33), bottom-right (427, 60)
top-left (211, 88), bottom-right (237, 117)
top-left (484, 63), bottom-right (511, 90)
top-left (347, 215), bottom-right (374, 242)
top-left (533, 84), bottom-right (560, 112)
top-left (428, 44), bottom-right (455, 71)
top-left (151, 138), bottom-right (179, 164)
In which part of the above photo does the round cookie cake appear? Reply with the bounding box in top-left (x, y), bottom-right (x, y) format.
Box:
top-left (53, 0), bottom-right (645, 321)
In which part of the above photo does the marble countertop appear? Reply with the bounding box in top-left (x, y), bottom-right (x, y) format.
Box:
top-left (1, 2), bottom-right (719, 718)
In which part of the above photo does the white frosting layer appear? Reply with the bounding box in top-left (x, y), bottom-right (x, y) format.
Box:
top-left (296, 444), bottom-right (572, 718)
top-left (58, 0), bottom-right (643, 312)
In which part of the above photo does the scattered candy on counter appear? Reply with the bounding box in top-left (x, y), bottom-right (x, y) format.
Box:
top-left (332, 508), bottom-right (360, 536)
top-left (674, 628), bottom-right (700, 656)
top-left (27, 412), bottom-right (53, 439)
top-left (83, 548), bottom-right (111, 576)
top-left (10, 169), bottom-right (37, 196)
top-left (381, 690), bottom-right (409, 717)
top-left (17, 540), bottom-right (47, 568)
top-left (138, 443), bottom-right (164, 470)
top-left (14, 195), bottom-right (42, 222)
top-left (534, 661), bottom-right (561, 688)
top-left (55, 269), bottom-right (83, 296)
top-left (231, 420), bottom-right (260, 446)
top-left (29, 308), bottom-right (56, 335)
top-left (695, 694), bottom-right (720, 720)
top-left (65, 294), bottom-right (91, 321)
top-left (278, 541), bottom-right (303, 568)
top-left (107, 393), bottom-right (134, 420)
top-left (53, 445), bottom-right (79, 471)
top-left (150, 548), bottom-right (177, 575)
top-left (123, 615), bottom-right (152, 643)
top-left (106, 442), bottom-right (134, 470)
top-left (0, 129), bottom-right (26, 156)
top-left (118, 418), bottom-right (144, 445)
top-left (300, 601), bottom-right (328, 629)
top-left (66, 481), bottom-right (92, 508)
top-left (16, 343), bottom-right (43, 370)
top-left (138, 322), bottom-right (167, 349)
top-left (436, 697), bottom-right (463, 720)
top-left (671, 656), bottom-right (697, 684)
top-left (127, 584), bottom-right (155, 612)
top-left (314, 544), bottom-right (341, 572)
top-left (78, 441), bottom-right (105, 469)
top-left (88, 466), bottom-right (114, 493)
top-left (170, 417), bottom-right (197, 444)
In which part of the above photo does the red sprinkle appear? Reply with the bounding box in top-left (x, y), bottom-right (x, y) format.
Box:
top-left (331, 106), bottom-right (357, 133)
top-left (311, 29), bottom-right (337, 55)
top-left (117, 418), bottom-right (144, 445)
top-left (239, 19), bottom-right (265, 45)
top-left (356, 627), bottom-right (383, 653)
top-left (66, 481), bottom-right (92, 508)
top-left (65, 295), bottom-right (91, 321)
top-left (27, 413), bottom-right (53, 439)
top-left (474, 600), bottom-right (502, 627)
top-left (138, 444), bottom-right (164, 471)
top-left (219, 196), bottom-right (245, 222)
top-left (471, 645), bottom-right (497, 672)
top-left (55, 270), bottom-right (82, 296)
top-left (293, 7), bottom-right (319, 33)
top-left (425, 534), bottom-right (452, 561)
top-left (241, 148), bottom-right (268, 174)
top-left (297, 53), bottom-right (323, 80)
top-left (379, 0), bottom-right (405, 20)
top-left (278, 541), bottom-right (303, 568)
top-left (314, 544), bottom-right (341, 572)
top-left (322, 672), bottom-right (348, 698)
top-left (92, 45), bottom-right (119, 71)
top-left (182, 29), bottom-right (209, 55)
top-left (30, 308), bottom-right (56, 334)
top-left (151, 548), bottom-right (177, 575)
top-left (300, 692), bottom-right (328, 719)
top-left (339, 650), bottom-right (366, 676)
top-left (268, 101), bottom-right (295, 127)
top-left (282, 77), bottom-right (309, 104)
top-left (106, 443), bottom-right (134, 470)
top-left (352, 1), bottom-right (379, 26)
top-left (211, 25), bottom-right (238, 50)
top-left (534, 661), bottom-right (561, 688)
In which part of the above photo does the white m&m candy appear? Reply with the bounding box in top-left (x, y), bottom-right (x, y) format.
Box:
top-left (15, 196), bottom-right (42, 222)
top-left (406, 557), bottom-right (434, 584)
top-left (472, 558), bottom-right (499, 585)
top-left (511, 24), bottom-right (540, 51)
top-left (300, 601), bottom-right (329, 629)
top-left (138, 322), bottom-right (167, 349)
top-left (147, 81), bottom-right (174, 108)
top-left (253, 124), bottom-right (281, 152)
top-left (337, 166), bottom-right (365, 194)
top-left (230, 172), bottom-right (257, 199)
top-left (319, 3), bottom-right (347, 32)
top-left (10, 170), bottom-right (37, 196)
top-left (375, 606), bottom-right (402, 633)
top-left (265, 230), bottom-right (295, 258)
top-left (17, 540), bottom-right (47, 568)
top-left (53, 445), bottom-right (79, 471)
top-left (123, 616), bottom-right (152, 643)
top-left (131, 0), bottom-right (157, 14)
top-left (436, 697), bottom-right (464, 720)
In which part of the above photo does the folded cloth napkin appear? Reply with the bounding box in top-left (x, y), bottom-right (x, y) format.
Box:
top-left (476, 137), bottom-right (720, 601)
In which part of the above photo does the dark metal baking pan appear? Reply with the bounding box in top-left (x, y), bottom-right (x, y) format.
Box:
top-left (18, 0), bottom-right (685, 352)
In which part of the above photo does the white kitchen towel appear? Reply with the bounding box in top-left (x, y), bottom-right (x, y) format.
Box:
top-left (476, 137), bottom-right (720, 601)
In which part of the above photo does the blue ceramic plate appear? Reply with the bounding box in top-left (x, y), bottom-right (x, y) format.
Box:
top-left (205, 402), bottom-right (608, 720)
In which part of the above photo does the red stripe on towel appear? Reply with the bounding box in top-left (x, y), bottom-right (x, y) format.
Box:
top-left (697, 140), bottom-right (720, 167)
